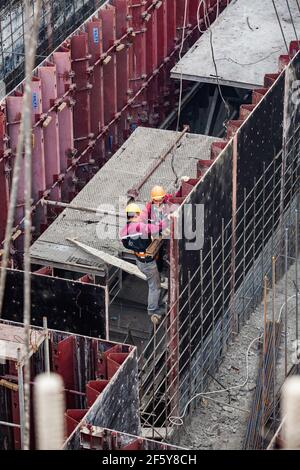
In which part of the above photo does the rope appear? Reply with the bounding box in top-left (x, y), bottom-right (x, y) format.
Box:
top-left (169, 294), bottom-right (298, 427)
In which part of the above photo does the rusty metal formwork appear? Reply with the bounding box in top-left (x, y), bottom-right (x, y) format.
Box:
top-left (0, 0), bottom-right (230, 248)
top-left (0, 319), bottom-right (139, 450)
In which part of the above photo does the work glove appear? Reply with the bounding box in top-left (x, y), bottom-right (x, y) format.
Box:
top-left (180, 175), bottom-right (190, 183)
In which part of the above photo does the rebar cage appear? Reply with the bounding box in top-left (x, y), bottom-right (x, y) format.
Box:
top-left (138, 50), bottom-right (300, 445)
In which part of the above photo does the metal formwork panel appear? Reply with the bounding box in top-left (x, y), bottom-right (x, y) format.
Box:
top-left (31, 78), bottom-right (46, 202)
top-left (71, 33), bottom-right (91, 162)
top-left (99, 4), bottom-right (118, 152)
top-left (0, 110), bottom-right (9, 242)
top-left (39, 64), bottom-right (61, 201)
top-left (128, 0), bottom-right (147, 129)
top-left (166, 0), bottom-right (176, 55)
top-left (6, 95), bottom-right (24, 225)
top-left (86, 19), bottom-right (105, 163)
top-left (112, 0), bottom-right (130, 145)
top-left (52, 48), bottom-right (75, 201)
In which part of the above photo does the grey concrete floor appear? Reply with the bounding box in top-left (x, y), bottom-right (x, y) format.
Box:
top-left (179, 256), bottom-right (300, 450)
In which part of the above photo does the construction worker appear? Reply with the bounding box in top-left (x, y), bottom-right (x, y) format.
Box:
top-left (140, 185), bottom-right (182, 279)
top-left (120, 203), bottom-right (167, 323)
top-left (140, 185), bottom-right (178, 227)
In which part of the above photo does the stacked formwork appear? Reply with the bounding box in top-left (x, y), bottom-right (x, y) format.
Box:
top-left (139, 45), bottom-right (300, 441)
top-left (0, 0), bottom-right (230, 248)
top-left (1, 267), bottom-right (107, 338)
top-left (0, 319), bottom-right (139, 450)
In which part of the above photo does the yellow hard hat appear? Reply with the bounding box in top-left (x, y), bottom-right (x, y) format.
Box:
top-left (150, 185), bottom-right (166, 202)
top-left (125, 203), bottom-right (141, 215)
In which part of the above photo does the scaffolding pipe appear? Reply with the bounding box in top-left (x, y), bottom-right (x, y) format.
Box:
top-left (41, 199), bottom-right (125, 218)
top-left (43, 317), bottom-right (50, 374)
top-left (17, 348), bottom-right (25, 450)
top-left (282, 376), bottom-right (300, 449)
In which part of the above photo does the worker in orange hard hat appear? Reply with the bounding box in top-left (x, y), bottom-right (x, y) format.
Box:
top-left (140, 183), bottom-right (186, 284)
top-left (120, 203), bottom-right (167, 323)
top-left (141, 185), bottom-right (180, 227)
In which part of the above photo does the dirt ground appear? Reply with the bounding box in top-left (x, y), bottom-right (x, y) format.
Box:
top-left (179, 257), bottom-right (299, 450)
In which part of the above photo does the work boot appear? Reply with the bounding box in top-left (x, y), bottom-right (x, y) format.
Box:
top-left (148, 307), bottom-right (165, 318)
top-left (151, 314), bottom-right (161, 325)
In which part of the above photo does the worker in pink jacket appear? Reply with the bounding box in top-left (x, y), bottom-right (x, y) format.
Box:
top-left (140, 185), bottom-right (180, 229)
top-left (140, 185), bottom-right (180, 278)
top-left (120, 203), bottom-right (167, 323)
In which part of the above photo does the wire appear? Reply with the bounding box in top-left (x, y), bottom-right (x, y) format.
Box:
top-left (170, 0), bottom-right (188, 187)
top-left (277, 295), bottom-right (297, 323)
top-left (175, 0), bottom-right (188, 133)
top-left (169, 334), bottom-right (262, 426)
top-left (285, 0), bottom-right (299, 46)
top-left (169, 293), bottom-right (299, 427)
top-left (197, 0), bottom-right (231, 127)
top-left (215, 49), bottom-right (282, 67)
top-left (272, 0), bottom-right (290, 55)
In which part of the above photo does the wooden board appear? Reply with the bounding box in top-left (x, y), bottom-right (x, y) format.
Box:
top-left (66, 238), bottom-right (147, 281)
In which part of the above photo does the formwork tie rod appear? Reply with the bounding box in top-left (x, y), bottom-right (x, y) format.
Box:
top-left (41, 199), bottom-right (126, 218)
top-left (127, 125), bottom-right (189, 199)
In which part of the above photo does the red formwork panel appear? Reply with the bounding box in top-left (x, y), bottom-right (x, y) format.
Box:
top-left (99, 4), bottom-right (118, 153)
top-left (176, 0), bottom-right (190, 30)
top-left (86, 379), bottom-right (109, 407)
top-left (128, 0), bottom-right (147, 130)
top-left (86, 19), bottom-right (105, 164)
top-left (31, 77), bottom-right (47, 232)
top-left (65, 409), bottom-right (89, 436)
top-left (6, 96), bottom-right (24, 226)
top-left (0, 110), bottom-right (10, 242)
top-left (157, 0), bottom-right (172, 122)
top-left (31, 78), bottom-right (46, 200)
top-left (112, 0), bottom-right (130, 145)
top-left (53, 335), bottom-right (77, 408)
top-left (0, 0), bottom-right (229, 246)
top-left (71, 33), bottom-right (91, 162)
top-left (166, 0), bottom-right (177, 55)
top-left (52, 48), bottom-right (75, 201)
top-left (145, 6), bottom-right (159, 127)
top-left (39, 64), bottom-right (61, 202)
top-left (106, 352), bottom-right (128, 379)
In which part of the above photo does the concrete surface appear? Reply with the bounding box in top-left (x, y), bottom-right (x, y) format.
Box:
top-left (179, 255), bottom-right (300, 450)
top-left (30, 128), bottom-right (219, 273)
top-left (171, 0), bottom-right (300, 89)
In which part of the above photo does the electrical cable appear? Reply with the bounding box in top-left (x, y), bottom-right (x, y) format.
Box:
top-left (170, 0), bottom-right (188, 187)
top-left (175, 0), bottom-right (188, 133)
top-left (285, 0), bottom-right (299, 46)
top-left (169, 334), bottom-right (262, 426)
top-left (272, 0), bottom-right (290, 55)
top-left (197, 0), bottom-right (231, 131)
top-left (169, 294), bottom-right (298, 427)
top-left (216, 49), bottom-right (282, 67)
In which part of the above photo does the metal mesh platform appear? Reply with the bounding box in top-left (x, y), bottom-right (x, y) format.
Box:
top-left (30, 127), bottom-right (219, 273)
top-left (171, 0), bottom-right (300, 89)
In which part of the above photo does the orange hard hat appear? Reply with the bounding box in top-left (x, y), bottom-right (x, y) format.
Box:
top-left (150, 185), bottom-right (166, 202)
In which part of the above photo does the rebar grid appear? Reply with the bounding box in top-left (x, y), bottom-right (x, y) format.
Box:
top-left (0, 0), bottom-right (103, 94)
top-left (138, 123), bottom-right (300, 438)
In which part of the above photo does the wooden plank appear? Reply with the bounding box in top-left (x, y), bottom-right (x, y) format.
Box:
top-left (146, 237), bottom-right (163, 257)
top-left (66, 238), bottom-right (147, 281)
